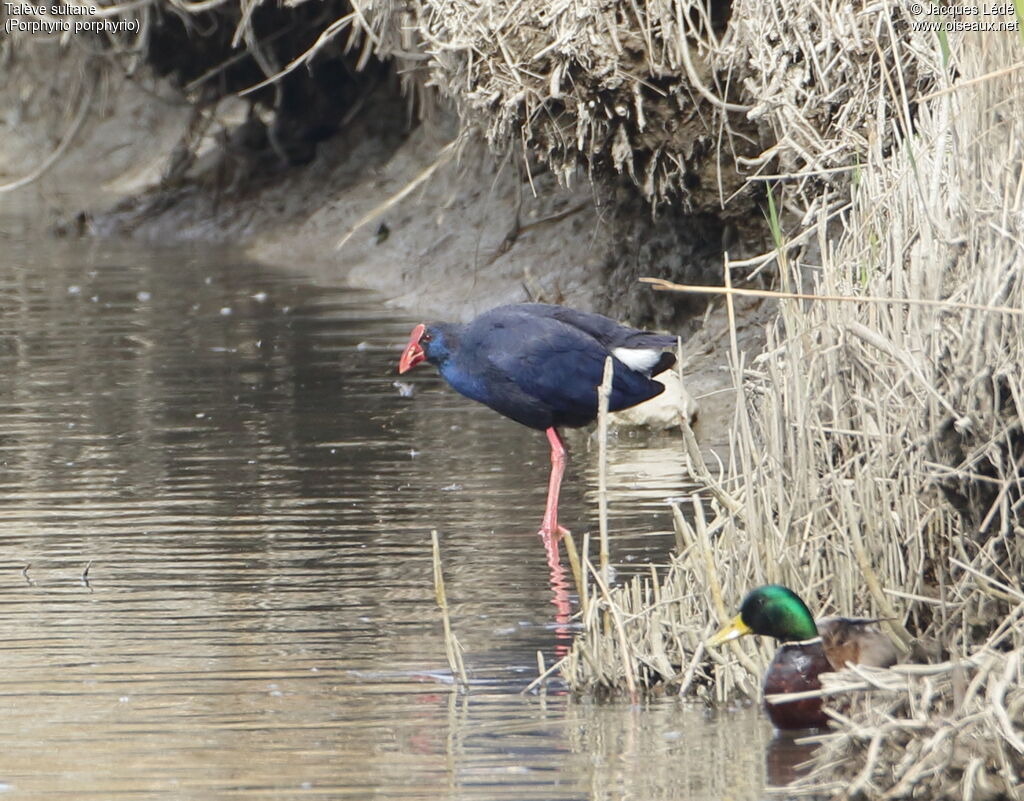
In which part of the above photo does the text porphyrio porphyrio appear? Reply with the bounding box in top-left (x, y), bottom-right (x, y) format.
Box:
top-left (397, 303), bottom-right (677, 555)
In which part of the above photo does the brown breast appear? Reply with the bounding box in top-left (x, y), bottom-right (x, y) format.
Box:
top-left (762, 641), bottom-right (833, 731)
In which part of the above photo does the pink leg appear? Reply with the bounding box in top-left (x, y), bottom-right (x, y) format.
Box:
top-left (539, 427), bottom-right (570, 558)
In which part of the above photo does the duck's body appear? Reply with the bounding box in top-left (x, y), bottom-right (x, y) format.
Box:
top-left (760, 639), bottom-right (834, 730)
top-left (816, 616), bottom-right (899, 670)
top-left (709, 585), bottom-right (898, 731)
top-left (398, 303), bottom-right (677, 559)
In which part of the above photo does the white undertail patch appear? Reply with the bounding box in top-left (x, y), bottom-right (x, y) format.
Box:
top-left (612, 347), bottom-right (661, 373)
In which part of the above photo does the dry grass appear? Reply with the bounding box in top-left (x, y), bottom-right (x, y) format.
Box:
top-left (374, 0), bottom-right (947, 208)
top-left (3, 0), bottom-right (949, 211)
top-left (780, 649), bottom-right (1024, 799)
top-left (431, 530), bottom-right (469, 690)
top-left (360, 0), bottom-right (940, 209)
top-left (555, 18), bottom-right (1024, 801)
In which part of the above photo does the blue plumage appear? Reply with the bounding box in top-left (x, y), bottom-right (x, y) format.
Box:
top-left (397, 303), bottom-right (679, 550)
top-left (415, 304), bottom-right (675, 430)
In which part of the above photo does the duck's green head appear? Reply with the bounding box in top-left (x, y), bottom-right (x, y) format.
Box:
top-left (708, 585), bottom-right (819, 645)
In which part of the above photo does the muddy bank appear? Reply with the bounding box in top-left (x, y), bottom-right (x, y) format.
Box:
top-left (0, 49), bottom-right (768, 448)
top-left (4, 62), bottom-right (756, 326)
top-left (83, 84), bottom-right (758, 329)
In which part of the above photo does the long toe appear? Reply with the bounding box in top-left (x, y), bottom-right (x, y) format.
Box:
top-left (538, 526), bottom-right (569, 568)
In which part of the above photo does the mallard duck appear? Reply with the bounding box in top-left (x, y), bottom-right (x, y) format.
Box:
top-left (708, 585), bottom-right (897, 730)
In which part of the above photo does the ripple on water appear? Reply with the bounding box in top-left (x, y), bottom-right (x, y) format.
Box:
top-left (0, 236), bottom-right (779, 799)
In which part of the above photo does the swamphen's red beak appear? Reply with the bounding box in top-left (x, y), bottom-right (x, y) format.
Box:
top-left (398, 323), bottom-right (427, 373)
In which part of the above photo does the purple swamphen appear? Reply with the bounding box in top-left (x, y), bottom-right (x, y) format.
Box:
top-left (397, 303), bottom-right (678, 555)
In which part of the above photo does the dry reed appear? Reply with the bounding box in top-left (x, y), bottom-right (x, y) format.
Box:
top-left (596, 356), bottom-right (614, 587)
top-left (556, 15), bottom-right (1023, 801)
top-left (431, 529), bottom-right (468, 690)
top-left (5, 0), bottom-right (948, 211)
top-left (777, 649), bottom-right (1024, 799)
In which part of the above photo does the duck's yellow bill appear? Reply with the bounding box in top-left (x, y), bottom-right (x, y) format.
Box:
top-left (708, 614), bottom-right (753, 647)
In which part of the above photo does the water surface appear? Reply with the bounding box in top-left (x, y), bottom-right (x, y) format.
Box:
top-left (0, 232), bottom-right (785, 799)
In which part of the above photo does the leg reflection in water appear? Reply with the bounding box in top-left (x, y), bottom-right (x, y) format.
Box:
top-left (546, 555), bottom-right (574, 659)
top-left (765, 733), bottom-right (819, 787)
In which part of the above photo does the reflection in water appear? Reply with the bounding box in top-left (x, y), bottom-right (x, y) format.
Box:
top-left (765, 734), bottom-right (820, 788)
top-left (0, 234), bottom-right (794, 799)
